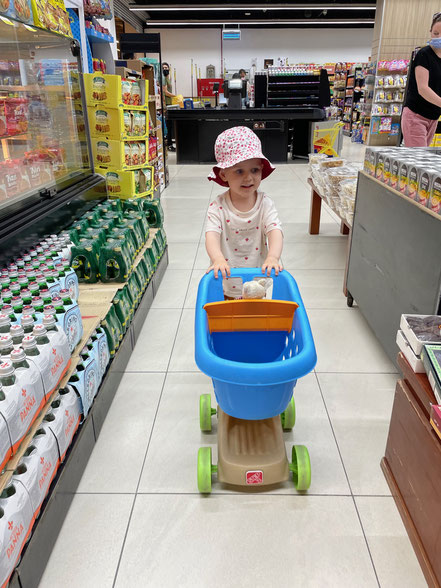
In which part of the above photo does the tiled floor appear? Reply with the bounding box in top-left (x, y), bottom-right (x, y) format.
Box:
top-left (39, 140), bottom-right (427, 587)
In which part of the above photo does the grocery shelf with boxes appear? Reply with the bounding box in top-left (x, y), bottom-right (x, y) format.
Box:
top-left (364, 59), bottom-right (409, 146)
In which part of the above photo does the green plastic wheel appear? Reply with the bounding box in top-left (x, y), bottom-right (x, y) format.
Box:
top-left (281, 396), bottom-right (296, 430)
top-left (290, 445), bottom-right (311, 491)
top-left (197, 447), bottom-right (212, 493)
top-left (199, 394), bottom-right (215, 432)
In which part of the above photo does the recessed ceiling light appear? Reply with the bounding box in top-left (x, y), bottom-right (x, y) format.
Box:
top-left (245, 12), bottom-right (250, 15)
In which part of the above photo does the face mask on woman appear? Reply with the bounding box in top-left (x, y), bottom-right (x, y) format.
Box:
top-left (429, 37), bottom-right (441, 48)
top-left (163, 69), bottom-right (170, 76)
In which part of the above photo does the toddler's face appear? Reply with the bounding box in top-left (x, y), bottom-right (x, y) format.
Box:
top-left (219, 158), bottom-right (263, 199)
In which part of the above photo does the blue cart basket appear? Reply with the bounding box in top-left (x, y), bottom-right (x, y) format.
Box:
top-left (195, 268), bottom-right (317, 420)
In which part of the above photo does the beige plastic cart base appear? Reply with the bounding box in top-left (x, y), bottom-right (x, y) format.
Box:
top-left (217, 407), bottom-right (290, 486)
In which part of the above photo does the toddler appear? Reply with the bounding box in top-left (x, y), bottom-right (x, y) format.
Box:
top-left (205, 126), bottom-right (283, 298)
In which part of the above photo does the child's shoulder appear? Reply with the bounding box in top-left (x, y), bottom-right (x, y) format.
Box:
top-left (209, 190), bottom-right (229, 208)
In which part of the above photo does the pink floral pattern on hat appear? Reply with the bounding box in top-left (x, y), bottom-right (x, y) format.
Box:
top-left (207, 126), bottom-right (275, 186)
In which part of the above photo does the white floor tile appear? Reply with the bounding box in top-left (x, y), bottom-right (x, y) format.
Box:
top-left (285, 269), bottom-right (348, 310)
top-left (356, 497), bottom-right (427, 587)
top-left (309, 309), bottom-right (398, 373)
top-left (138, 372), bottom-right (349, 495)
top-left (125, 309), bottom-right (181, 372)
top-left (281, 239), bottom-right (347, 269)
top-left (166, 242), bottom-right (199, 270)
top-left (184, 269), bottom-right (206, 308)
top-left (77, 373), bottom-right (164, 493)
top-left (39, 494), bottom-right (133, 588)
top-left (168, 309), bottom-right (197, 372)
top-left (151, 269), bottom-right (191, 309)
top-left (318, 373), bottom-right (397, 495)
top-left (163, 221), bottom-right (203, 243)
top-left (114, 494), bottom-right (378, 588)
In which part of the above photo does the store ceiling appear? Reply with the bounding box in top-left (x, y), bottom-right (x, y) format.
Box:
top-left (128, 1), bottom-right (376, 28)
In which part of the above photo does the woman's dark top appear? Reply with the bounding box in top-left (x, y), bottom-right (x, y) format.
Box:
top-left (405, 45), bottom-right (441, 120)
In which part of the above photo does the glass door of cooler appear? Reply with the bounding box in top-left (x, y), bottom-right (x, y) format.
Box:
top-left (0, 18), bottom-right (92, 219)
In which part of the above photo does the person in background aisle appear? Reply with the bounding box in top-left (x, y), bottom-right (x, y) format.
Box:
top-left (239, 69), bottom-right (250, 107)
top-left (205, 126), bottom-right (283, 299)
top-left (402, 12), bottom-right (441, 147)
top-left (162, 62), bottom-right (176, 152)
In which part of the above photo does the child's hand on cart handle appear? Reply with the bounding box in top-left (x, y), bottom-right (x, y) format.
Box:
top-left (207, 257), bottom-right (231, 279)
top-left (262, 255), bottom-right (283, 276)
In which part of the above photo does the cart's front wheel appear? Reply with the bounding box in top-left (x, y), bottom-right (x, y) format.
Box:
top-left (290, 445), bottom-right (311, 491)
top-left (281, 397), bottom-right (296, 430)
top-left (199, 394), bottom-right (216, 432)
top-left (197, 447), bottom-right (213, 493)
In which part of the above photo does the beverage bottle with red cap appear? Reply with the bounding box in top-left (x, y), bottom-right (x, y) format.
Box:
top-left (10, 348), bottom-right (45, 417)
top-left (10, 325), bottom-right (24, 347)
top-left (0, 335), bottom-right (13, 358)
top-left (21, 315), bottom-right (34, 334)
top-left (33, 323), bottom-right (70, 395)
top-left (43, 387), bottom-right (81, 462)
top-left (12, 424), bottom-right (59, 522)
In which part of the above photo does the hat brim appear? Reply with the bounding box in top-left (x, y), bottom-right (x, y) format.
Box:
top-left (208, 157), bottom-right (275, 187)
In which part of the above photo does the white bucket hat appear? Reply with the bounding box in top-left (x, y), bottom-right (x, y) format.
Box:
top-left (207, 126), bottom-right (275, 187)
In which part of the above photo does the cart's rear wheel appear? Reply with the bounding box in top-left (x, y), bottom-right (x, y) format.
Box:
top-left (281, 397), bottom-right (296, 430)
top-left (197, 447), bottom-right (213, 493)
top-left (290, 445), bottom-right (311, 491)
top-left (199, 394), bottom-right (216, 432)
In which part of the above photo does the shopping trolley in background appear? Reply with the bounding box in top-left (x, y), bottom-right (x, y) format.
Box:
top-left (312, 121), bottom-right (344, 157)
top-left (194, 269), bottom-right (317, 494)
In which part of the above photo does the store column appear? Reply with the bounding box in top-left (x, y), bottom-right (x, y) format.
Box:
top-left (372, 0), bottom-right (441, 61)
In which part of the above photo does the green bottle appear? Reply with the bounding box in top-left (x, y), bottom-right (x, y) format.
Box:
top-left (0, 276), bottom-right (10, 290)
top-left (22, 335), bottom-right (40, 357)
top-left (1, 289), bottom-right (12, 304)
top-left (31, 297), bottom-right (44, 313)
top-left (11, 296), bottom-right (23, 315)
top-left (10, 347), bottom-right (29, 369)
top-left (52, 297), bottom-right (65, 315)
top-left (17, 275), bottom-right (28, 290)
top-left (59, 289), bottom-right (73, 306)
top-left (39, 289), bottom-right (52, 305)
top-left (10, 324), bottom-right (24, 346)
top-left (0, 361), bottom-right (16, 387)
top-left (0, 334), bottom-right (14, 356)
top-left (20, 289), bottom-right (32, 305)
top-left (36, 275), bottom-right (48, 291)
top-left (21, 314), bottom-right (35, 334)
top-left (0, 314), bottom-right (10, 334)
top-left (28, 282), bottom-right (40, 297)
top-left (8, 270), bottom-right (18, 283)
top-left (33, 324), bottom-right (50, 345)
top-left (10, 282), bottom-right (21, 297)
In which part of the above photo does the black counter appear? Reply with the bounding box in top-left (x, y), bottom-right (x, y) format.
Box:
top-left (166, 107), bottom-right (325, 164)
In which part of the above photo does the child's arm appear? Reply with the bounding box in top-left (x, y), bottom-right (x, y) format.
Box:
top-left (262, 229), bottom-right (283, 276)
top-left (205, 231), bottom-right (231, 279)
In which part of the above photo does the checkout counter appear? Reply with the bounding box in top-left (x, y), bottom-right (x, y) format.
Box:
top-left (167, 69), bottom-right (330, 164)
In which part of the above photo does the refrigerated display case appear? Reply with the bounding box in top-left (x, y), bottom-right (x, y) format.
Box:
top-left (0, 17), bottom-right (104, 263)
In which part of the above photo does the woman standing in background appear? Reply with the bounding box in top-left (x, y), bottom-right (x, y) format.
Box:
top-left (402, 13), bottom-right (441, 146)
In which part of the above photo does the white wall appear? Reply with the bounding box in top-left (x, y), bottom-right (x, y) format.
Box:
top-left (149, 27), bottom-right (374, 97)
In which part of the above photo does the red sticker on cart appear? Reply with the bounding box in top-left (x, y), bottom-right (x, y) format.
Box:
top-left (246, 470), bottom-right (263, 484)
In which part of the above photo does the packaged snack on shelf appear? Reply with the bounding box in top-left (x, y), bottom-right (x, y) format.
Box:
top-left (400, 314), bottom-right (441, 356)
top-left (31, 0), bottom-right (71, 36)
top-left (429, 172), bottom-right (441, 214)
top-left (130, 79), bottom-right (142, 106)
top-left (319, 157), bottom-right (345, 169)
top-left (341, 178), bottom-right (357, 199)
top-left (383, 155), bottom-right (392, 185)
top-left (123, 110), bottom-right (132, 135)
top-left (121, 79), bottom-right (132, 105)
top-left (92, 138), bottom-right (149, 170)
top-left (133, 110), bottom-right (146, 136)
top-left (408, 163), bottom-right (423, 200)
top-left (389, 157), bottom-right (401, 189)
top-left (417, 168), bottom-right (436, 207)
top-left (325, 166), bottom-right (358, 187)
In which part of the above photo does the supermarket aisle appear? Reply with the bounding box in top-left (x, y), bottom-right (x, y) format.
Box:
top-left (39, 143), bottom-right (426, 588)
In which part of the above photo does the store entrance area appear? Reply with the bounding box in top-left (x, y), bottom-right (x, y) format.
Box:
top-left (38, 138), bottom-right (426, 587)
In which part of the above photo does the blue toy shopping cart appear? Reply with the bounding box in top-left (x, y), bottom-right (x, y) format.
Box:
top-left (195, 268), bottom-right (317, 493)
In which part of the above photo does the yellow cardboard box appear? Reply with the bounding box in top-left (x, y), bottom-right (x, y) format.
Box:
top-left (84, 74), bottom-right (148, 109)
top-left (88, 106), bottom-right (148, 141)
top-left (92, 138), bottom-right (149, 170)
top-left (106, 167), bottom-right (154, 198)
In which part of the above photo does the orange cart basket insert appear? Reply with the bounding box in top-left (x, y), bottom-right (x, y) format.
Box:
top-left (203, 299), bottom-right (299, 333)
